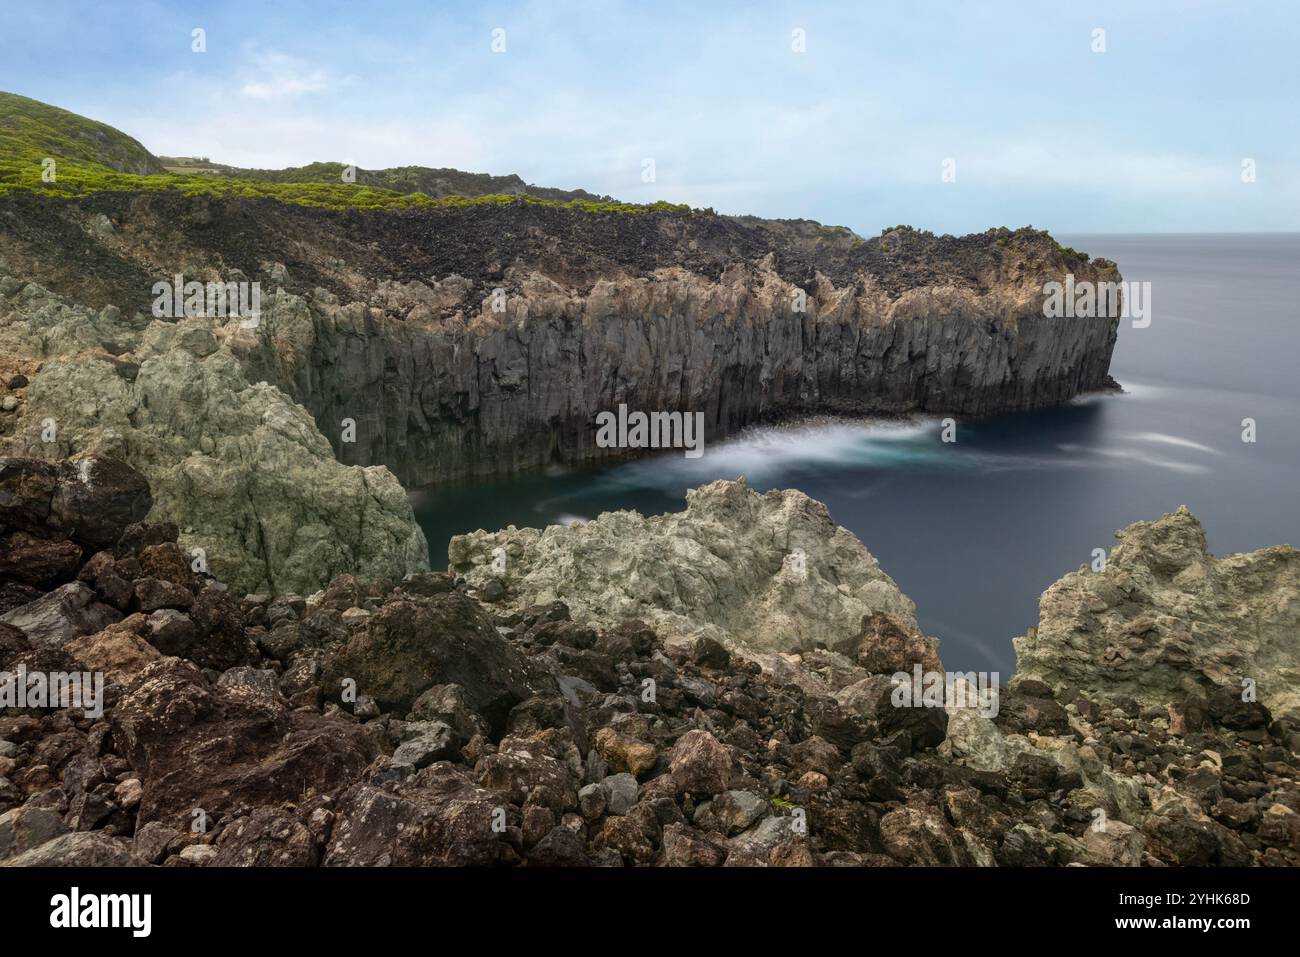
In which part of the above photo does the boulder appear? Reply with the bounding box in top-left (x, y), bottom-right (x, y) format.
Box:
top-left (2, 830), bottom-right (138, 866)
top-left (0, 582), bottom-right (121, 651)
top-left (211, 807), bottom-right (318, 867)
top-left (321, 590), bottom-right (550, 730)
top-left (324, 765), bottom-right (507, 866)
top-left (668, 730), bottom-right (734, 796)
top-left (449, 479), bottom-right (919, 659)
top-left (0, 804), bottom-right (68, 859)
top-left (391, 721), bottom-right (460, 770)
top-left (65, 617), bottom-right (161, 682)
top-left (0, 456), bottom-right (151, 552)
top-left (110, 657), bottom-right (376, 830)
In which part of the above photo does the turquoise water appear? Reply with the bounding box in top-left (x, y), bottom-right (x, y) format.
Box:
top-left (413, 234), bottom-right (1300, 673)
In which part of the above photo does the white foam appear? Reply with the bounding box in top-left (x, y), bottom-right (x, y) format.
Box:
top-left (603, 417), bottom-right (947, 488)
top-left (1127, 431), bottom-right (1220, 455)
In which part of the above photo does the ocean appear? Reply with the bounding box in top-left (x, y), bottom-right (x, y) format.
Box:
top-left (413, 234), bottom-right (1300, 674)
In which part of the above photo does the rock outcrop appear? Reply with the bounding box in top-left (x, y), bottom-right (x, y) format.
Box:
top-left (1013, 506), bottom-right (1300, 720)
top-left (0, 266), bottom-right (429, 595)
top-left (448, 477), bottom-right (921, 658)
top-left (0, 460), bottom-right (1296, 868)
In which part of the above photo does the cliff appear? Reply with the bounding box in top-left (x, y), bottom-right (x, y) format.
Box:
top-left (2, 191), bottom-right (1120, 493)
top-left (0, 97), bottom-right (1121, 593)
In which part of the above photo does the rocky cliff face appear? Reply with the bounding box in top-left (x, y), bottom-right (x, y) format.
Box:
top-left (2, 195), bottom-right (1121, 488)
top-left (1013, 506), bottom-right (1300, 720)
top-left (285, 255), bottom-right (1120, 488)
top-left (0, 192), bottom-right (1120, 591)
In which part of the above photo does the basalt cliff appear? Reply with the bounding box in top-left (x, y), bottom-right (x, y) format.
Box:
top-left (0, 93), bottom-right (1121, 595)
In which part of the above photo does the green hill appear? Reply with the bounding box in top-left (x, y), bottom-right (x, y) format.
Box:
top-left (158, 158), bottom-right (613, 204)
top-left (0, 91), bottom-right (671, 215)
top-left (0, 91), bottom-right (164, 174)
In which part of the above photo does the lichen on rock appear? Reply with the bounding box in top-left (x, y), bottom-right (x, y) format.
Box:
top-left (0, 267), bottom-right (429, 595)
top-left (449, 477), bottom-right (920, 658)
top-left (1013, 505), bottom-right (1300, 719)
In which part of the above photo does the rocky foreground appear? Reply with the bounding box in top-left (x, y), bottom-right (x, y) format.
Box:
top-left (1, 457), bottom-right (1296, 867)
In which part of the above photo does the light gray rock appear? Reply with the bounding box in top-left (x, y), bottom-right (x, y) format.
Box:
top-left (0, 274), bottom-right (428, 597)
top-left (450, 478), bottom-right (918, 656)
top-left (578, 782), bottom-right (608, 820)
top-left (0, 582), bottom-right (120, 650)
top-left (713, 790), bottom-right (769, 835)
top-left (1014, 506), bottom-right (1300, 716)
top-left (178, 843), bottom-right (217, 865)
top-left (1078, 820), bottom-right (1146, 867)
top-left (726, 815), bottom-right (798, 866)
top-left (147, 608), bottom-right (196, 648)
top-left (601, 772), bottom-right (638, 816)
top-left (3, 831), bottom-right (138, 866)
top-left (390, 721), bottom-right (459, 770)
top-left (0, 805), bottom-right (68, 859)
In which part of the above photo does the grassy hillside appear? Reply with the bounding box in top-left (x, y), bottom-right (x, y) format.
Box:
top-left (0, 91), bottom-right (164, 174)
top-left (159, 158), bottom-right (614, 204)
top-left (0, 91), bottom-right (680, 215)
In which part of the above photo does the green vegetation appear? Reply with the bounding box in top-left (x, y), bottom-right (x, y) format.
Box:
top-left (0, 90), bottom-right (164, 175)
top-left (1051, 237), bottom-right (1089, 260)
top-left (0, 90), bottom-right (693, 216)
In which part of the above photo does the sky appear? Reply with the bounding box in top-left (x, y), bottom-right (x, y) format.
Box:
top-left (2, 0), bottom-right (1297, 234)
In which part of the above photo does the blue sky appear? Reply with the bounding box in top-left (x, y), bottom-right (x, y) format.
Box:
top-left (3, 0), bottom-right (1297, 233)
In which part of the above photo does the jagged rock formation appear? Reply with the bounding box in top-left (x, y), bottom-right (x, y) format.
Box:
top-left (0, 265), bottom-right (429, 595)
top-left (1013, 506), bottom-right (1300, 720)
top-left (448, 478), bottom-right (920, 658)
top-left (1, 459), bottom-right (1296, 868)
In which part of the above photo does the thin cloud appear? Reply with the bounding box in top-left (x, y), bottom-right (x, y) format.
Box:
top-left (238, 49), bottom-right (330, 100)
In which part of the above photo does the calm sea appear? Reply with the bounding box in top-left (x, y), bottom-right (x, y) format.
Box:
top-left (413, 234), bottom-right (1300, 673)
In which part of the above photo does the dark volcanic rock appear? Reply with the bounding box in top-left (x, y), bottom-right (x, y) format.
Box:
top-left (0, 532), bottom-right (82, 587)
top-left (0, 582), bottom-right (121, 650)
top-left (324, 765), bottom-right (508, 866)
top-left (110, 657), bottom-right (376, 830)
top-left (320, 590), bottom-right (551, 731)
top-left (211, 807), bottom-right (319, 867)
top-left (1, 455), bottom-right (1296, 869)
top-left (0, 456), bottom-right (150, 552)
